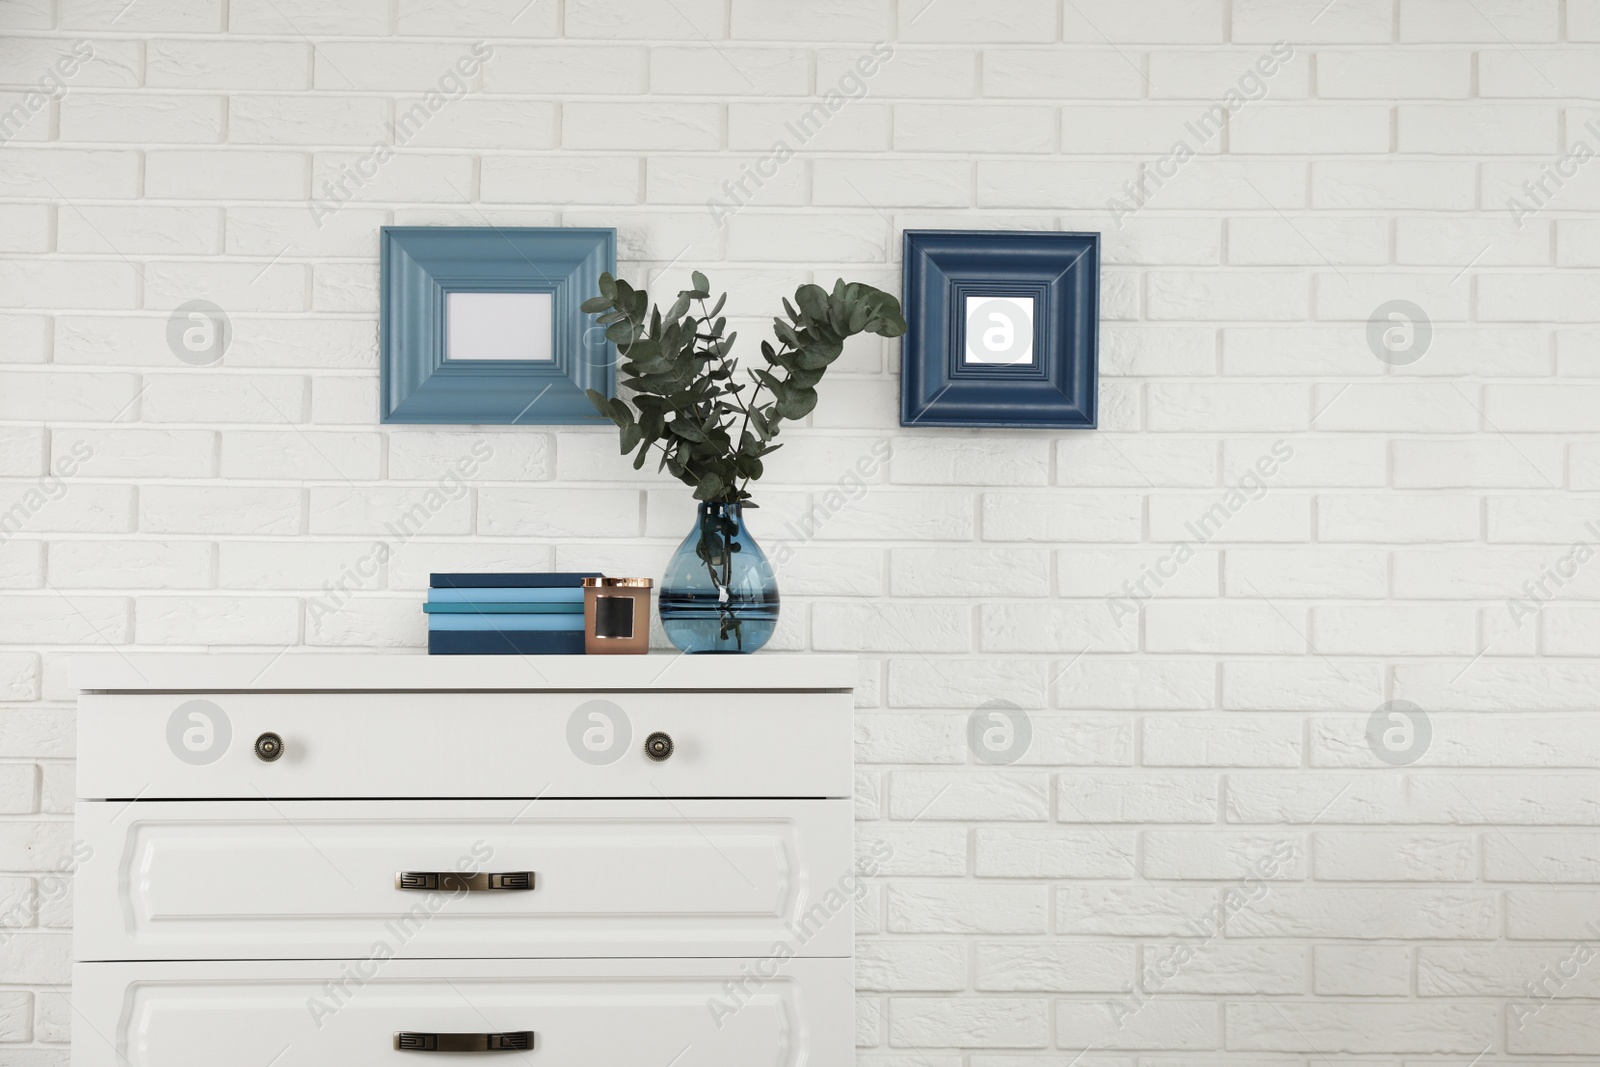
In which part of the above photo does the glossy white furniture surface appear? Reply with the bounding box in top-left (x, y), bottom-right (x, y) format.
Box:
top-left (73, 959), bottom-right (853, 1067)
top-left (78, 691), bottom-right (851, 799)
top-left (73, 654), bottom-right (856, 1066)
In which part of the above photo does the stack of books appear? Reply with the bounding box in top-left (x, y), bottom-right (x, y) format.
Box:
top-left (425, 572), bottom-right (602, 655)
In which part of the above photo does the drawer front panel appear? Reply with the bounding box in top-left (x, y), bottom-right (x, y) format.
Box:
top-left (73, 957), bottom-right (851, 1067)
top-left (77, 799), bottom-right (855, 961)
top-left (78, 691), bottom-right (851, 799)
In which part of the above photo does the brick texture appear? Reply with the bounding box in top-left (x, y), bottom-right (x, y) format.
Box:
top-left (0, 0), bottom-right (1597, 1060)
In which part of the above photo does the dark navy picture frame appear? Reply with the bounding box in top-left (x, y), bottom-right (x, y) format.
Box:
top-left (380, 226), bottom-right (616, 424)
top-left (900, 230), bottom-right (1099, 429)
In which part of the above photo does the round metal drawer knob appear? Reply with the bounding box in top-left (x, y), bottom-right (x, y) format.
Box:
top-left (254, 732), bottom-right (284, 762)
top-left (644, 731), bottom-right (674, 762)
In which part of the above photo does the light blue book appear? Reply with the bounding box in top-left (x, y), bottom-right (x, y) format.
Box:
top-left (423, 603), bottom-right (583, 615)
top-left (428, 614), bottom-right (586, 632)
top-left (428, 588), bottom-right (584, 604)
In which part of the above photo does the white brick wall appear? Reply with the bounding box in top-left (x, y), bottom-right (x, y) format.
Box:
top-left (1, 0), bottom-right (1598, 1061)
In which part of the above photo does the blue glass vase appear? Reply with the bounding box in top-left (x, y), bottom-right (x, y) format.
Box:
top-left (658, 502), bottom-right (779, 654)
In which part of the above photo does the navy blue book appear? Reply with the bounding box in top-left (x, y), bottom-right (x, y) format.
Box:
top-left (428, 629), bottom-right (585, 655)
top-left (431, 572), bottom-right (603, 589)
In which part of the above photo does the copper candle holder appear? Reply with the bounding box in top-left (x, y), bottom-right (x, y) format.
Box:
top-left (582, 577), bottom-right (653, 655)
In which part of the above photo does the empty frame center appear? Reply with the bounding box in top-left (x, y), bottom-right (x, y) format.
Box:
top-left (446, 291), bottom-right (553, 362)
top-left (963, 295), bottom-right (1036, 366)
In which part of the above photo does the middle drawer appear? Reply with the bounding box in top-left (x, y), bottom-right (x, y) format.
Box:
top-left (76, 799), bottom-right (854, 962)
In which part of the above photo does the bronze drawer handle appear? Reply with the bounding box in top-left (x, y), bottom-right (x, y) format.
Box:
top-left (395, 1031), bottom-right (534, 1052)
top-left (394, 871), bottom-right (535, 891)
top-left (644, 731), bottom-right (674, 761)
top-left (254, 732), bottom-right (284, 762)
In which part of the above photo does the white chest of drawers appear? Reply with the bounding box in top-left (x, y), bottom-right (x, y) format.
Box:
top-left (73, 654), bottom-right (856, 1066)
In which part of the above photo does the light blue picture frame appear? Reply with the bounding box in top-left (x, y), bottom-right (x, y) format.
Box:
top-left (379, 226), bottom-right (616, 424)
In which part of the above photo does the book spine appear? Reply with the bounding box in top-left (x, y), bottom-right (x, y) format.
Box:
top-left (430, 573), bottom-right (603, 589)
top-left (423, 603), bottom-right (585, 614)
top-left (427, 588), bottom-right (585, 604)
top-left (427, 614), bottom-right (587, 632)
top-left (428, 630), bottom-right (586, 655)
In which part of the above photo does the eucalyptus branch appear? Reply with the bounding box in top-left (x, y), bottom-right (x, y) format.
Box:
top-left (701, 295), bottom-right (751, 424)
top-left (583, 271), bottom-right (907, 504)
top-left (728, 339), bottom-right (799, 494)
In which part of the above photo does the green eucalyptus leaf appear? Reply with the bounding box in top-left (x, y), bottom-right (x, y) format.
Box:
top-left (691, 270), bottom-right (710, 294)
top-left (621, 338), bottom-right (661, 363)
top-left (692, 471), bottom-right (724, 501)
top-left (598, 273), bottom-right (617, 298)
top-left (670, 419), bottom-right (710, 443)
top-left (776, 385), bottom-right (818, 420)
top-left (580, 295), bottom-right (612, 314)
top-left (795, 284), bottom-right (828, 324)
top-left (794, 342), bottom-right (840, 371)
top-left (860, 288), bottom-right (907, 337)
top-left (788, 366), bottom-right (824, 390)
top-left (606, 396), bottom-right (635, 425)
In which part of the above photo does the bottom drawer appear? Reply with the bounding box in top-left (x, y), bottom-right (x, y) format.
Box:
top-left (75, 957), bottom-right (851, 1066)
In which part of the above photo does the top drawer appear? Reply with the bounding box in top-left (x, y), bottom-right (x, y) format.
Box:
top-left (78, 691), bottom-right (851, 800)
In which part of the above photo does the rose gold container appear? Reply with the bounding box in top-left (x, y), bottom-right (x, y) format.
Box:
top-left (582, 577), bottom-right (653, 654)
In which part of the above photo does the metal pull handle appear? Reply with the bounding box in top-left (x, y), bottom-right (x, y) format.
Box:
top-left (395, 871), bottom-right (535, 892)
top-left (254, 732), bottom-right (284, 762)
top-left (395, 1031), bottom-right (534, 1052)
top-left (644, 731), bottom-right (674, 762)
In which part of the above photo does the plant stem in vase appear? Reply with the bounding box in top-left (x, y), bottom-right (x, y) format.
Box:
top-left (658, 501), bottom-right (777, 654)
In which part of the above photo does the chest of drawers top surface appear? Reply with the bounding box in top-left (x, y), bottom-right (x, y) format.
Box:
top-left (73, 653), bottom-right (858, 693)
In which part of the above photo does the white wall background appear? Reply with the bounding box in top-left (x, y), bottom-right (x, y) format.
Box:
top-left (3, 0), bottom-right (1600, 1061)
